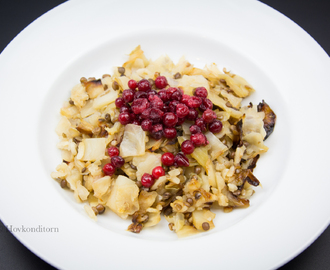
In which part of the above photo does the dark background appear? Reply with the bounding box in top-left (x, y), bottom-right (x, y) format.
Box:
top-left (0, 1), bottom-right (329, 269)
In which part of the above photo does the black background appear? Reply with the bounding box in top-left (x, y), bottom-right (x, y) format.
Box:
top-left (0, 1), bottom-right (329, 269)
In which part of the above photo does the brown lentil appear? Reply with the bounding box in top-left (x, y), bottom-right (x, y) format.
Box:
top-left (194, 166), bottom-right (202, 175)
top-left (69, 99), bottom-right (74, 105)
top-left (186, 198), bottom-right (194, 206)
top-left (118, 67), bottom-right (125, 75)
top-left (104, 113), bottom-right (111, 122)
top-left (194, 191), bottom-right (202, 200)
top-left (96, 204), bottom-right (105, 214)
top-left (81, 167), bottom-right (87, 173)
top-left (60, 179), bottom-right (67, 188)
top-left (168, 223), bottom-right (174, 231)
top-left (112, 81), bottom-right (119, 90)
top-left (80, 77), bottom-right (87, 84)
top-left (100, 129), bottom-right (108, 137)
top-left (93, 126), bottom-right (101, 136)
top-left (220, 79), bottom-right (226, 83)
top-left (202, 222), bottom-right (210, 231)
top-left (129, 162), bottom-right (137, 170)
top-left (163, 207), bottom-right (172, 216)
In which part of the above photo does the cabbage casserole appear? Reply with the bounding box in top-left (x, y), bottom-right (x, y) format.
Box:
top-left (51, 46), bottom-right (276, 237)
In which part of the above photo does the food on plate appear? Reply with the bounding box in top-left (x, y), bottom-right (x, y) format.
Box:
top-left (51, 46), bottom-right (276, 237)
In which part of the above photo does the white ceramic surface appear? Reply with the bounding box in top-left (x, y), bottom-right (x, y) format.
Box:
top-left (0, 0), bottom-right (329, 269)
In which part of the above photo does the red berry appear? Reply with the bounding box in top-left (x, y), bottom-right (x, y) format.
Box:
top-left (176, 117), bottom-right (185, 126)
top-left (161, 152), bottom-right (175, 166)
top-left (189, 125), bottom-right (202, 134)
top-left (108, 146), bottom-right (119, 157)
top-left (194, 87), bottom-right (208, 98)
top-left (209, 119), bottom-right (223, 133)
top-left (141, 173), bottom-right (155, 188)
top-left (149, 94), bottom-right (164, 110)
top-left (122, 89), bottom-right (135, 103)
top-left (111, 156), bottom-right (125, 168)
top-left (115, 97), bottom-right (125, 108)
top-left (131, 120), bottom-right (140, 125)
top-left (191, 133), bottom-right (207, 146)
top-left (195, 117), bottom-right (206, 132)
top-left (141, 119), bottom-right (153, 131)
top-left (131, 98), bottom-right (150, 114)
top-left (138, 79), bottom-right (151, 92)
top-left (103, 163), bottom-right (116, 176)
top-left (186, 108), bottom-right (198, 121)
top-left (118, 112), bottom-right (131, 125)
top-left (134, 91), bottom-right (148, 99)
top-left (199, 98), bottom-right (213, 112)
top-left (163, 112), bottom-right (178, 127)
top-left (164, 127), bottom-right (177, 139)
top-left (174, 153), bottom-right (189, 167)
top-left (181, 94), bottom-right (191, 107)
top-left (166, 87), bottom-right (178, 100)
top-left (155, 76), bottom-right (168, 89)
top-left (151, 124), bottom-right (164, 139)
top-left (169, 100), bottom-right (180, 112)
top-left (181, 140), bottom-right (195, 154)
top-left (171, 90), bottom-right (182, 101)
top-left (158, 90), bottom-right (168, 102)
top-left (188, 96), bottom-right (202, 108)
top-left (152, 166), bottom-right (165, 179)
top-left (120, 104), bottom-right (130, 113)
top-left (176, 104), bottom-right (189, 118)
top-left (128, 79), bottom-right (138, 90)
top-left (149, 108), bottom-right (164, 124)
top-left (202, 109), bottom-right (217, 123)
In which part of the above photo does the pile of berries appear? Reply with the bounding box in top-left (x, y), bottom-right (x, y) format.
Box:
top-left (110, 76), bottom-right (223, 187)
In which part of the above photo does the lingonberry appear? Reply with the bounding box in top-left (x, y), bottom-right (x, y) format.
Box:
top-left (158, 90), bottom-right (168, 102)
top-left (115, 97), bottom-right (125, 108)
top-left (131, 98), bottom-right (150, 114)
top-left (103, 163), bottom-right (116, 176)
top-left (209, 119), bottom-right (223, 133)
top-left (186, 108), bottom-right (198, 121)
top-left (155, 76), bottom-right (168, 89)
top-left (202, 109), bottom-right (217, 123)
top-left (181, 140), bottom-right (195, 154)
top-left (195, 117), bottom-right (206, 132)
top-left (137, 79), bottom-right (151, 92)
top-left (152, 166), bottom-right (165, 179)
top-left (128, 79), bottom-right (138, 90)
top-left (169, 100), bottom-right (180, 112)
top-left (141, 119), bottom-right (153, 131)
top-left (108, 146), bottom-right (119, 157)
top-left (118, 112), bottom-right (131, 125)
top-left (194, 87), bottom-right (208, 98)
top-left (161, 152), bottom-right (175, 166)
top-left (188, 96), bottom-right (202, 108)
top-left (190, 133), bottom-right (207, 146)
top-left (174, 152), bottom-right (189, 167)
top-left (111, 156), bottom-right (125, 168)
top-left (189, 125), bottom-right (202, 134)
top-left (134, 91), bottom-right (148, 99)
top-left (163, 112), bottom-right (178, 127)
top-left (199, 98), bottom-right (213, 112)
top-left (163, 127), bottom-right (177, 139)
top-left (149, 94), bottom-right (164, 110)
top-left (176, 103), bottom-right (189, 118)
top-left (122, 89), bottom-right (135, 103)
top-left (141, 173), bottom-right (155, 188)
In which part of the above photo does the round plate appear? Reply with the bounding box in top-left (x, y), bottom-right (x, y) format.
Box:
top-left (0, 0), bottom-right (329, 269)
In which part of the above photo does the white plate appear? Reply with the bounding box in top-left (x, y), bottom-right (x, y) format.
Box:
top-left (0, 0), bottom-right (329, 269)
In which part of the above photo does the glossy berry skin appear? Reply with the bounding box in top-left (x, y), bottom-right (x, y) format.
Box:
top-left (191, 133), bottom-right (207, 146)
top-left (103, 163), bottom-right (116, 176)
top-left (122, 89), bottom-right (135, 103)
top-left (128, 79), bottom-right (138, 90)
top-left (155, 76), bottom-right (168, 89)
top-left (158, 90), bottom-right (168, 102)
top-left (189, 125), bottom-right (202, 134)
top-left (151, 124), bottom-right (164, 139)
top-left (209, 119), bottom-right (223, 133)
top-left (176, 117), bottom-right (185, 126)
top-left (199, 98), bottom-right (213, 112)
top-left (115, 97), bottom-right (125, 108)
top-left (120, 105), bottom-right (130, 113)
top-left (194, 87), bottom-right (208, 98)
top-left (169, 100), bottom-right (180, 112)
top-left (118, 112), bottom-right (131, 125)
top-left (163, 112), bottom-right (178, 127)
top-left (161, 152), bottom-right (175, 166)
top-left (164, 127), bottom-right (177, 139)
top-left (181, 140), bottom-right (195, 155)
top-left (171, 90), bottom-right (182, 101)
top-left (134, 91), bottom-right (148, 99)
top-left (152, 166), bottom-right (165, 179)
top-left (141, 173), bottom-right (155, 188)
top-left (166, 87), bottom-right (178, 100)
top-left (174, 153), bottom-right (189, 167)
top-left (141, 119), bottom-right (153, 132)
top-left (202, 109), bottom-right (217, 123)
top-left (186, 108), bottom-right (198, 121)
top-left (188, 96), bottom-right (202, 108)
top-left (181, 94), bottom-right (191, 107)
top-left (111, 156), bottom-right (125, 168)
top-left (108, 146), bottom-right (119, 157)
top-left (138, 79), bottom-right (151, 92)
top-left (195, 117), bottom-right (206, 132)
top-left (131, 98), bottom-right (150, 114)
top-left (176, 104), bottom-right (189, 118)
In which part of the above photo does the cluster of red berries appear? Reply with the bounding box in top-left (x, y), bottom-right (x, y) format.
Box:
top-left (140, 166), bottom-right (165, 188)
top-left (102, 146), bottom-right (125, 176)
top-left (115, 76), bottom-right (222, 141)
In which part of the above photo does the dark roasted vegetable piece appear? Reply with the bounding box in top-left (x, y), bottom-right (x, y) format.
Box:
top-left (257, 100), bottom-right (276, 140)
